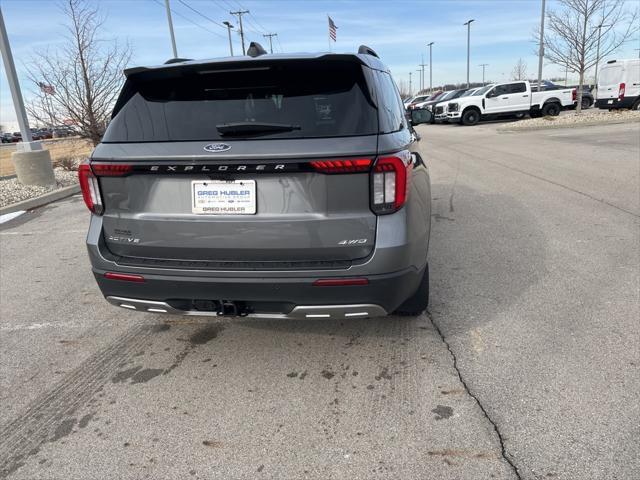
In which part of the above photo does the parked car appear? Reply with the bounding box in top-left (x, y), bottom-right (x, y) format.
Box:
top-left (412, 91), bottom-right (443, 110)
top-left (405, 94), bottom-right (431, 110)
top-left (80, 44), bottom-right (434, 320)
top-left (447, 80), bottom-right (576, 126)
top-left (433, 88), bottom-right (472, 122)
top-left (532, 82), bottom-right (594, 110)
top-left (1, 133), bottom-right (14, 143)
top-left (596, 59), bottom-right (640, 110)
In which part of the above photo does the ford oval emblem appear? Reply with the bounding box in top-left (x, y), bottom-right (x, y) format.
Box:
top-left (204, 143), bottom-right (231, 153)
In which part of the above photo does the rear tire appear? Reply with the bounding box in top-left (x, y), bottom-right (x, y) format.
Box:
top-left (632, 99), bottom-right (640, 111)
top-left (461, 109), bottom-right (480, 126)
top-left (581, 97), bottom-right (591, 110)
top-left (394, 264), bottom-right (429, 316)
top-left (542, 102), bottom-right (561, 116)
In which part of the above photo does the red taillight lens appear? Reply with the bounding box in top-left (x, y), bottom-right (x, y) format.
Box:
top-left (618, 82), bottom-right (625, 100)
top-left (310, 158), bottom-right (372, 174)
top-left (572, 88), bottom-right (577, 101)
top-left (91, 163), bottom-right (133, 176)
top-left (78, 162), bottom-right (103, 215)
top-left (104, 272), bottom-right (145, 283)
top-left (371, 151), bottom-right (412, 214)
top-left (313, 278), bottom-right (369, 286)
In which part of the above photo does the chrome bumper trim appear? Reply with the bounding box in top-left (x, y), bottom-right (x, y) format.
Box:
top-left (106, 296), bottom-right (388, 319)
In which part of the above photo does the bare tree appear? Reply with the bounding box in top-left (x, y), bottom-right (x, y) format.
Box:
top-left (511, 58), bottom-right (528, 80)
top-left (26, 0), bottom-right (131, 145)
top-left (397, 79), bottom-right (411, 99)
top-left (542, 0), bottom-right (638, 113)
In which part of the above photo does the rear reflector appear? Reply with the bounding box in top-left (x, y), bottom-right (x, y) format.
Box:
top-left (104, 272), bottom-right (145, 283)
top-left (78, 162), bottom-right (103, 215)
top-left (310, 158), bottom-right (371, 173)
top-left (313, 278), bottom-right (369, 286)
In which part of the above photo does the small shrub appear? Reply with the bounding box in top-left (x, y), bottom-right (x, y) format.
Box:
top-left (53, 155), bottom-right (80, 171)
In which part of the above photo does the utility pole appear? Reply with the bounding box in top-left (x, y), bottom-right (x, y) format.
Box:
top-left (263, 33), bottom-right (277, 54)
top-left (536, 0), bottom-right (545, 92)
top-left (164, 0), bottom-right (178, 58)
top-left (223, 21), bottom-right (234, 56)
top-left (427, 42), bottom-right (434, 93)
top-left (416, 69), bottom-right (422, 93)
top-left (230, 9), bottom-right (249, 55)
top-left (464, 19), bottom-right (474, 88)
top-left (419, 54), bottom-right (428, 91)
top-left (594, 23), bottom-right (611, 88)
top-left (479, 63), bottom-right (489, 85)
top-left (409, 72), bottom-right (412, 95)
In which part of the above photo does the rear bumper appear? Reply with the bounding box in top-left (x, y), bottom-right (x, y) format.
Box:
top-left (94, 266), bottom-right (422, 317)
top-left (595, 97), bottom-right (636, 109)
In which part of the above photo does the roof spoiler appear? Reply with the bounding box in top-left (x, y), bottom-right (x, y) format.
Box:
top-left (358, 45), bottom-right (379, 58)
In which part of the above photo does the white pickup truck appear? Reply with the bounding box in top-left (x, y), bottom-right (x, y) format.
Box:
top-left (446, 80), bottom-right (576, 126)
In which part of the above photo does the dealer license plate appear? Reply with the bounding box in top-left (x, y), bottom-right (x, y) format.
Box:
top-left (191, 180), bottom-right (256, 215)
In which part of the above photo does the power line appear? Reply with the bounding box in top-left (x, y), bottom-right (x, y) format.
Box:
top-left (177, 0), bottom-right (228, 31)
top-left (151, 0), bottom-right (225, 40)
top-left (230, 9), bottom-right (249, 55)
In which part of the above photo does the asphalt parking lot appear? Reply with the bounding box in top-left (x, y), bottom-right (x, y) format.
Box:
top-left (1, 120), bottom-right (638, 480)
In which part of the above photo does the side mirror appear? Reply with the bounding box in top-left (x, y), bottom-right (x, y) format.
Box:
top-left (410, 108), bottom-right (433, 125)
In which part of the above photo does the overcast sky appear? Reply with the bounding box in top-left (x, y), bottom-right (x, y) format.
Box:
top-left (1, 0), bottom-right (638, 128)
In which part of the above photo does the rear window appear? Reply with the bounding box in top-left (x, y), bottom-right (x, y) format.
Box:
top-left (103, 60), bottom-right (377, 142)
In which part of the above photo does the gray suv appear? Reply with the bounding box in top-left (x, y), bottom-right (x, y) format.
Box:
top-left (80, 44), bottom-right (433, 320)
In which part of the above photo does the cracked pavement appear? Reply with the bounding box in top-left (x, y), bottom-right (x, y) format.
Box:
top-left (1, 120), bottom-right (638, 479)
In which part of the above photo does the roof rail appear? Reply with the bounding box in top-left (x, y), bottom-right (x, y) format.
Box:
top-left (164, 58), bottom-right (192, 64)
top-left (358, 45), bottom-right (379, 58)
top-left (247, 42), bottom-right (268, 58)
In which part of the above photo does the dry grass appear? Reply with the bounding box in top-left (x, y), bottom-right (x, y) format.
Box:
top-left (0, 138), bottom-right (93, 177)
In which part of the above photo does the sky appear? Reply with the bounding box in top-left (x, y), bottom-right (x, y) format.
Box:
top-left (1, 0), bottom-right (639, 128)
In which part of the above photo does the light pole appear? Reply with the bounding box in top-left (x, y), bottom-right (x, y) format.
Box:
top-left (594, 23), bottom-right (611, 88)
top-left (223, 21), bottom-right (234, 56)
top-left (537, 0), bottom-right (545, 92)
top-left (164, 0), bottom-right (178, 58)
top-left (409, 72), bottom-right (412, 95)
top-left (230, 9), bottom-right (249, 55)
top-left (464, 19), bottom-right (474, 88)
top-left (427, 42), bottom-right (434, 93)
top-left (416, 69), bottom-right (422, 92)
top-left (479, 63), bottom-right (489, 85)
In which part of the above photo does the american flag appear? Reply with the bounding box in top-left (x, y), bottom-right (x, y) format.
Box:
top-left (38, 82), bottom-right (55, 95)
top-left (328, 16), bottom-right (337, 42)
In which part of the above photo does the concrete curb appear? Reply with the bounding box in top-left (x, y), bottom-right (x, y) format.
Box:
top-left (497, 116), bottom-right (640, 133)
top-left (0, 184), bottom-right (80, 215)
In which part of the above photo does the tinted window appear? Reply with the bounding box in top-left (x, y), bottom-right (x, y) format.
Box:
top-left (492, 84), bottom-right (510, 96)
top-left (474, 85), bottom-right (493, 95)
top-left (104, 60), bottom-right (377, 142)
top-left (509, 82), bottom-right (527, 93)
top-left (376, 71), bottom-right (406, 134)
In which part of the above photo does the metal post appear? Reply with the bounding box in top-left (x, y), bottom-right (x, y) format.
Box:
top-left (537, 0), bottom-right (545, 92)
top-left (230, 10), bottom-right (249, 55)
top-left (263, 33), bottom-right (277, 54)
top-left (427, 42), bottom-right (434, 93)
top-left (409, 72), bottom-right (412, 95)
top-left (223, 21), bottom-right (234, 56)
top-left (464, 19), bottom-right (474, 88)
top-left (594, 24), bottom-right (611, 88)
top-left (0, 7), bottom-right (36, 148)
top-left (164, 0), bottom-right (178, 58)
top-left (416, 69), bottom-right (422, 92)
top-left (479, 64), bottom-right (489, 86)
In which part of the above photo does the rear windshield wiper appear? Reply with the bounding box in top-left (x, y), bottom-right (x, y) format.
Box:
top-left (216, 122), bottom-right (301, 135)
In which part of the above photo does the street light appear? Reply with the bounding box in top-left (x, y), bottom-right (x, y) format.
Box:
top-left (464, 19), bottom-right (474, 88)
top-left (427, 42), bottom-right (434, 93)
top-left (409, 72), bottom-right (413, 95)
top-left (594, 23), bottom-right (611, 89)
top-left (223, 21), bottom-right (234, 56)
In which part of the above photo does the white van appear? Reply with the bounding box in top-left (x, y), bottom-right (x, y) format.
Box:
top-left (596, 59), bottom-right (640, 110)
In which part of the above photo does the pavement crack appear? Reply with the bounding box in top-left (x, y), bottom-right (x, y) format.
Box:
top-left (427, 312), bottom-right (523, 480)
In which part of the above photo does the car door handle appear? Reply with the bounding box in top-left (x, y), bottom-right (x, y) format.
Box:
top-left (502, 96), bottom-right (509, 99)
top-left (522, 95), bottom-right (529, 97)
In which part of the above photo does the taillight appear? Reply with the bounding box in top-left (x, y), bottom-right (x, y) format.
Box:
top-left (104, 272), bottom-right (145, 283)
top-left (310, 158), bottom-right (371, 173)
top-left (92, 163), bottom-right (133, 176)
top-left (572, 88), bottom-right (577, 101)
top-left (371, 151), bottom-right (412, 215)
top-left (78, 162), bottom-right (103, 215)
top-left (618, 82), bottom-right (625, 100)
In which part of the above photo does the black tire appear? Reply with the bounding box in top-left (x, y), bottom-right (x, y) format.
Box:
top-left (581, 97), bottom-right (591, 110)
top-left (632, 99), bottom-right (640, 111)
top-left (394, 264), bottom-right (429, 316)
top-left (542, 102), bottom-right (561, 116)
top-left (461, 108), bottom-right (480, 126)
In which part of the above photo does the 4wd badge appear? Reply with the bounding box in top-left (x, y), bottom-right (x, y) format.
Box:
top-left (204, 143), bottom-right (231, 153)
